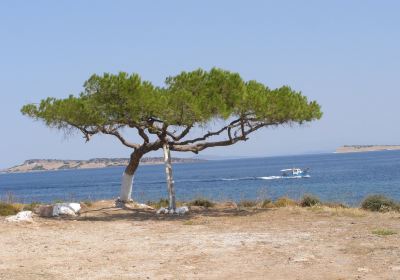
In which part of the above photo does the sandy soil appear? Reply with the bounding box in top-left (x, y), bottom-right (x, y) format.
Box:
top-left (1, 201), bottom-right (399, 280)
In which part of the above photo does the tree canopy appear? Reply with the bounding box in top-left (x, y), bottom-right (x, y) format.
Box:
top-left (21, 68), bottom-right (322, 155)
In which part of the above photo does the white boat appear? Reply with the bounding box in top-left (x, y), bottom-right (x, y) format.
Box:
top-left (280, 168), bottom-right (310, 178)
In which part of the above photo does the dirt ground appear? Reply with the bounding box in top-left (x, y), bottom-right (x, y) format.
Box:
top-left (1, 201), bottom-right (399, 280)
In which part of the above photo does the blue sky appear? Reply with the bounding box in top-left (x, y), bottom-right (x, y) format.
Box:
top-left (1, 0), bottom-right (399, 168)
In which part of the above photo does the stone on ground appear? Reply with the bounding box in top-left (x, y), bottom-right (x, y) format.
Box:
top-left (35, 205), bottom-right (54, 217)
top-left (5, 211), bottom-right (33, 222)
top-left (52, 203), bottom-right (81, 217)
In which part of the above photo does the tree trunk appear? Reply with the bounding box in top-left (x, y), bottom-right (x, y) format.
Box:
top-left (119, 149), bottom-right (143, 202)
top-left (163, 143), bottom-right (176, 210)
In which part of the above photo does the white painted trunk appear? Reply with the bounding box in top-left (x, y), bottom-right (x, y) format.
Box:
top-left (120, 172), bottom-right (134, 202)
top-left (163, 144), bottom-right (176, 210)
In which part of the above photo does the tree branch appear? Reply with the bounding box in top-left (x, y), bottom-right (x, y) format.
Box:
top-left (165, 125), bottom-right (193, 141)
top-left (174, 118), bottom-right (242, 146)
top-left (137, 127), bottom-right (150, 143)
top-left (100, 129), bottom-right (140, 149)
top-left (170, 122), bottom-right (268, 154)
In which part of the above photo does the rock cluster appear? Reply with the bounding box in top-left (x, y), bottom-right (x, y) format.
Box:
top-left (5, 211), bottom-right (33, 222)
top-left (156, 206), bottom-right (189, 215)
top-left (35, 203), bottom-right (81, 217)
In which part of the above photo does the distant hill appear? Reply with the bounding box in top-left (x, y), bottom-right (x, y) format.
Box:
top-left (336, 145), bottom-right (400, 153)
top-left (3, 157), bottom-right (204, 173)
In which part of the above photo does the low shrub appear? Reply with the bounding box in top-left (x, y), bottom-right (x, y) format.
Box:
top-left (23, 202), bottom-right (41, 211)
top-left (300, 195), bottom-right (321, 207)
top-left (238, 200), bottom-right (257, 208)
top-left (147, 198), bottom-right (169, 209)
top-left (372, 228), bottom-right (397, 236)
top-left (0, 202), bottom-right (19, 216)
top-left (274, 197), bottom-right (297, 207)
top-left (260, 199), bottom-right (274, 208)
top-left (361, 195), bottom-right (399, 212)
top-left (189, 198), bottom-right (214, 208)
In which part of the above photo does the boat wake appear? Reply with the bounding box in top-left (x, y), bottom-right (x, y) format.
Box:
top-left (258, 175), bottom-right (310, 180)
top-left (257, 176), bottom-right (283, 180)
top-left (221, 177), bottom-right (255, 181)
top-left (142, 175), bottom-right (309, 185)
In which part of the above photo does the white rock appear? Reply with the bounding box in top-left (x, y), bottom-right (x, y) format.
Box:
top-left (68, 203), bottom-right (81, 213)
top-left (156, 207), bottom-right (169, 214)
top-left (52, 203), bottom-right (81, 216)
top-left (136, 203), bottom-right (154, 210)
top-left (36, 205), bottom-right (54, 217)
top-left (156, 206), bottom-right (189, 215)
top-left (175, 206), bottom-right (189, 215)
top-left (5, 211), bottom-right (33, 222)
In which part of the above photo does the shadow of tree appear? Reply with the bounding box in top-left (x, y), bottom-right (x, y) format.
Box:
top-left (76, 206), bottom-right (272, 222)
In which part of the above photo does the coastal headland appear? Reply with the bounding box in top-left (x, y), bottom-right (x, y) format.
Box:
top-left (336, 145), bottom-right (400, 153)
top-left (3, 157), bottom-right (204, 173)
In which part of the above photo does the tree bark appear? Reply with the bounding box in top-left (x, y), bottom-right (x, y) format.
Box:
top-left (163, 143), bottom-right (176, 210)
top-left (119, 149), bottom-right (144, 202)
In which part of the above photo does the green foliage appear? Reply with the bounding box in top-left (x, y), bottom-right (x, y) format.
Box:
top-left (361, 195), bottom-right (399, 212)
top-left (21, 68), bottom-right (322, 133)
top-left (0, 203), bottom-right (19, 216)
top-left (372, 228), bottom-right (397, 236)
top-left (189, 198), bottom-right (215, 208)
top-left (300, 195), bottom-right (321, 207)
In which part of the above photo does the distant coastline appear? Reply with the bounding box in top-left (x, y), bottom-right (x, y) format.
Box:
top-left (336, 145), bottom-right (400, 153)
top-left (1, 158), bottom-right (205, 174)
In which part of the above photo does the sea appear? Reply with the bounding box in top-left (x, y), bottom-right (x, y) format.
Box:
top-left (1, 150), bottom-right (399, 206)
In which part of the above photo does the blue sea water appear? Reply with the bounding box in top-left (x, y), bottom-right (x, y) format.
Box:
top-left (1, 151), bottom-right (399, 206)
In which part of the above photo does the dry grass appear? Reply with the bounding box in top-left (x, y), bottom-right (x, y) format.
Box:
top-left (0, 203), bottom-right (20, 216)
top-left (308, 205), bottom-right (367, 217)
top-left (238, 200), bottom-right (258, 208)
top-left (146, 198), bottom-right (186, 209)
top-left (2, 202), bottom-right (400, 280)
top-left (259, 199), bottom-right (274, 208)
top-left (23, 202), bottom-right (41, 211)
top-left (81, 200), bottom-right (93, 207)
top-left (274, 197), bottom-right (298, 207)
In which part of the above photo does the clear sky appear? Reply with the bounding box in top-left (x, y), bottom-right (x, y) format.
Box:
top-left (1, 0), bottom-right (399, 168)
